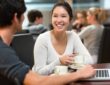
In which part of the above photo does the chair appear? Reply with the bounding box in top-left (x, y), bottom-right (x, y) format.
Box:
top-left (15, 29), bottom-right (29, 34)
top-left (11, 33), bottom-right (35, 68)
top-left (98, 27), bottom-right (110, 63)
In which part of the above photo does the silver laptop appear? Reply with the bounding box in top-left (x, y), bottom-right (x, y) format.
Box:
top-left (84, 69), bottom-right (110, 81)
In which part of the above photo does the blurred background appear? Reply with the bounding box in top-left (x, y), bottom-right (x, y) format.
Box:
top-left (23, 0), bottom-right (110, 29)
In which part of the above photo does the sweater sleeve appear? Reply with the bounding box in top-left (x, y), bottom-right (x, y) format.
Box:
top-left (0, 46), bottom-right (30, 84)
top-left (33, 34), bottom-right (61, 75)
top-left (73, 32), bottom-right (94, 64)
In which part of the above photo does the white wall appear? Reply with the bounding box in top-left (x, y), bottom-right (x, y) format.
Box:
top-left (103, 0), bottom-right (110, 9)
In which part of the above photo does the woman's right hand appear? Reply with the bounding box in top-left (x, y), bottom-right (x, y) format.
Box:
top-left (73, 20), bottom-right (81, 26)
top-left (59, 54), bottom-right (77, 65)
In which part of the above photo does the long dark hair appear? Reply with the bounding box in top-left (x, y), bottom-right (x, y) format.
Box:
top-left (49, 2), bottom-right (73, 30)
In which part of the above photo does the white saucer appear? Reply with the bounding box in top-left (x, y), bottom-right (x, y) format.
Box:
top-left (69, 63), bottom-right (85, 69)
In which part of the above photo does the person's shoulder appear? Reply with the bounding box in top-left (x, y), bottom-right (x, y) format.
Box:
top-left (86, 25), bottom-right (95, 28)
top-left (39, 31), bottom-right (49, 36)
top-left (85, 25), bottom-right (97, 30)
top-left (37, 31), bottom-right (50, 40)
top-left (67, 30), bottom-right (78, 35)
top-left (35, 31), bottom-right (50, 44)
top-left (66, 31), bottom-right (79, 38)
top-left (0, 40), bottom-right (15, 55)
top-left (28, 24), bottom-right (43, 30)
top-left (87, 24), bottom-right (104, 30)
top-left (0, 39), bottom-right (9, 48)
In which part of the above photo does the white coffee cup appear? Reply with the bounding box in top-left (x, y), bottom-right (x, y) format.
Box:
top-left (70, 55), bottom-right (85, 69)
top-left (54, 66), bottom-right (68, 75)
top-left (74, 55), bottom-right (85, 64)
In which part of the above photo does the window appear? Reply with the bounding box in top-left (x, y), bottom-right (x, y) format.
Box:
top-left (73, 0), bottom-right (99, 3)
top-left (25, 0), bottom-right (58, 3)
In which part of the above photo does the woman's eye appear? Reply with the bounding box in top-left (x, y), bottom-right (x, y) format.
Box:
top-left (53, 15), bottom-right (58, 17)
top-left (62, 15), bottom-right (66, 17)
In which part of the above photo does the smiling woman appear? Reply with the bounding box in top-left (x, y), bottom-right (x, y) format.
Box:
top-left (32, 2), bottom-right (93, 75)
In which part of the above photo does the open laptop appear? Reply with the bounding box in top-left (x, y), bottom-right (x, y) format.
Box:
top-left (84, 69), bottom-right (110, 81)
top-left (69, 64), bottom-right (110, 81)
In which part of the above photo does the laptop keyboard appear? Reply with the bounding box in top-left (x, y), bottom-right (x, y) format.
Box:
top-left (96, 69), bottom-right (109, 77)
top-left (85, 69), bottom-right (110, 81)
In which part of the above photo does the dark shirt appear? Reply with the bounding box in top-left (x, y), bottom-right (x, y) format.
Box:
top-left (27, 24), bottom-right (47, 40)
top-left (0, 38), bottom-right (30, 85)
top-left (28, 24), bottom-right (47, 34)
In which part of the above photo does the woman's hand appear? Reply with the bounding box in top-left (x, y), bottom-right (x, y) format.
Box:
top-left (72, 20), bottom-right (81, 26)
top-left (59, 54), bottom-right (77, 65)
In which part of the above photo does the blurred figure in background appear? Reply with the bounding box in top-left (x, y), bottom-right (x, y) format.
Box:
top-left (72, 10), bottom-right (88, 33)
top-left (79, 7), bottom-right (108, 64)
top-left (27, 9), bottom-right (47, 40)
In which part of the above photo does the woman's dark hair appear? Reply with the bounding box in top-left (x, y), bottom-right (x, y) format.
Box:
top-left (0, 0), bottom-right (26, 27)
top-left (50, 2), bottom-right (73, 30)
top-left (27, 10), bottom-right (43, 23)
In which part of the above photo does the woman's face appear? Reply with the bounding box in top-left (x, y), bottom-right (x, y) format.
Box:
top-left (77, 13), bottom-right (85, 24)
top-left (52, 6), bottom-right (70, 32)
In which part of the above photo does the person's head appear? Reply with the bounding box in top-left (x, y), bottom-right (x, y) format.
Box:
top-left (27, 10), bottom-right (43, 25)
top-left (75, 10), bottom-right (87, 25)
top-left (50, 2), bottom-right (73, 30)
top-left (87, 7), bottom-right (107, 24)
top-left (0, 0), bottom-right (26, 29)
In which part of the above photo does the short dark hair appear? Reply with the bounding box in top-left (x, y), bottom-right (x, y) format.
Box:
top-left (27, 10), bottom-right (43, 23)
top-left (0, 0), bottom-right (26, 27)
